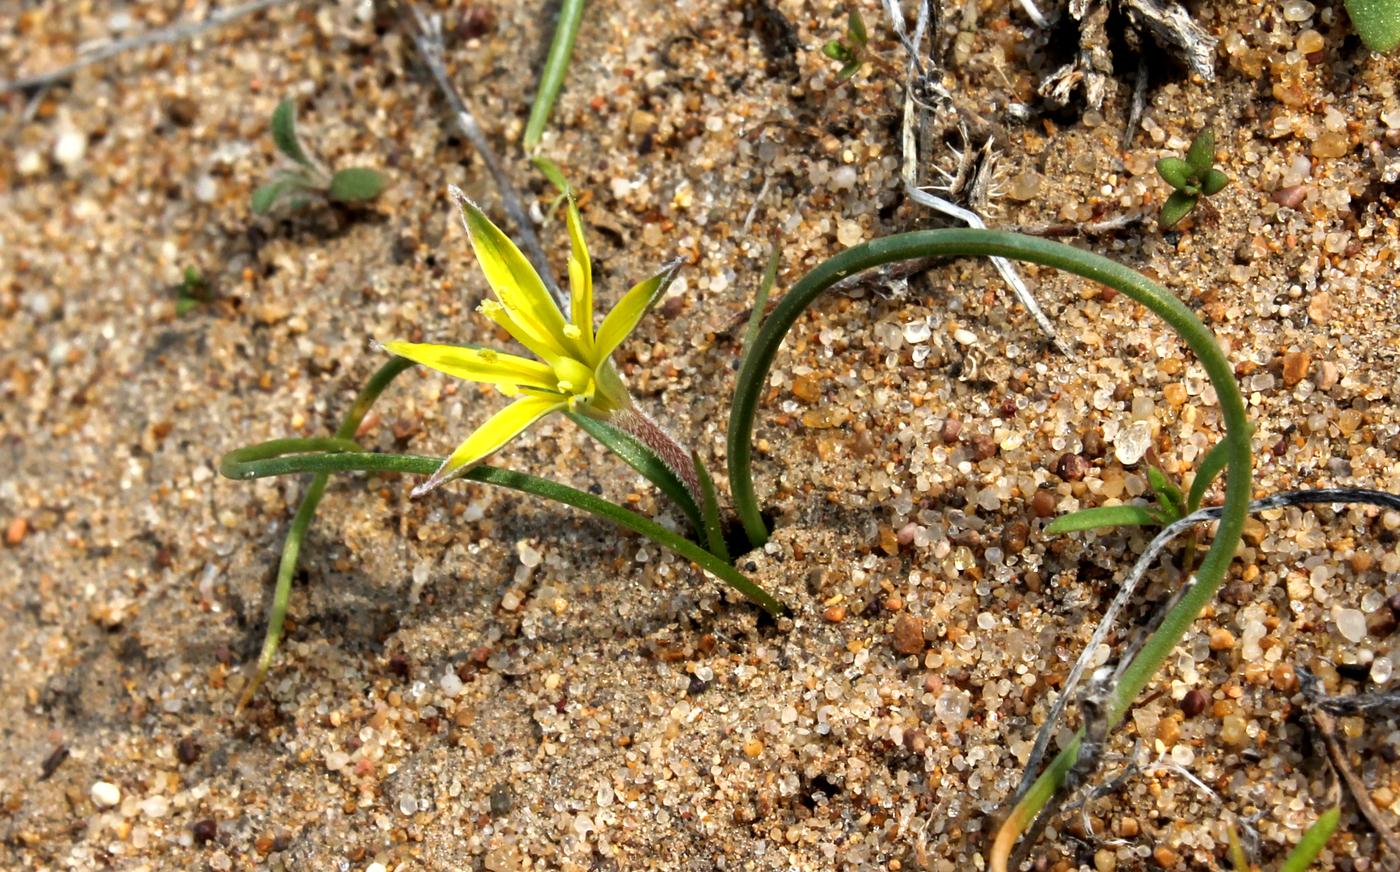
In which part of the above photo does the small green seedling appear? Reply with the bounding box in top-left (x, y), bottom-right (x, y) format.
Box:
top-left (1046, 432), bottom-right (1242, 536)
top-left (1227, 807), bottom-right (1340, 872)
top-left (251, 99), bottom-right (387, 215)
top-left (1346, 0), bottom-right (1400, 53)
top-left (822, 8), bottom-right (869, 81)
top-left (1154, 128), bottom-right (1229, 229)
top-left (176, 266), bottom-right (210, 316)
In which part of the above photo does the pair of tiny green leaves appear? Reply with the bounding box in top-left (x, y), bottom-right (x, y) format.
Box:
top-left (1045, 434), bottom-right (1238, 535)
top-left (822, 8), bottom-right (869, 81)
top-left (176, 266), bottom-right (210, 316)
top-left (1155, 128), bottom-right (1229, 229)
top-left (251, 99), bottom-right (387, 215)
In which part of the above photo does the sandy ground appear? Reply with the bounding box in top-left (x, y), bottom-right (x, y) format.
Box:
top-left (3, 1), bottom-right (1400, 869)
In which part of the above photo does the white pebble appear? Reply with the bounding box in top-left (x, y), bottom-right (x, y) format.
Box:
top-left (831, 165), bottom-right (858, 190)
top-left (366, 864), bottom-right (387, 872)
top-left (1333, 607), bottom-right (1366, 643)
top-left (140, 795), bottom-right (169, 818)
top-left (91, 781), bottom-right (121, 807)
top-left (902, 319), bottom-right (931, 344)
top-left (54, 129), bottom-right (87, 167)
top-left (1114, 419), bottom-right (1153, 465)
top-left (439, 670), bottom-right (463, 697)
top-left (517, 541), bottom-right (542, 568)
top-left (836, 219), bottom-right (864, 246)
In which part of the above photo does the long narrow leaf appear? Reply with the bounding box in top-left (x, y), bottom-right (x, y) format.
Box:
top-left (1279, 807), bottom-right (1340, 872)
top-left (1187, 432), bottom-right (1239, 512)
top-left (219, 440), bottom-right (784, 616)
top-left (692, 451), bottom-right (730, 562)
top-left (270, 99), bottom-right (314, 168)
top-left (742, 244), bottom-right (780, 358)
top-left (1044, 504), bottom-right (1164, 534)
top-left (523, 0), bottom-right (585, 149)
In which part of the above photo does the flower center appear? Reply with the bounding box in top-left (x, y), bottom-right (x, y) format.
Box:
top-left (551, 357), bottom-right (594, 396)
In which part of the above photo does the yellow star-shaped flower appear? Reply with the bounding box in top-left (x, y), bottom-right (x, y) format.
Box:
top-left (383, 186), bottom-right (680, 496)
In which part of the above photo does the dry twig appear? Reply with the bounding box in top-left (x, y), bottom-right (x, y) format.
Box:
top-left (1300, 666), bottom-right (1400, 866)
top-left (398, 1), bottom-right (565, 308)
top-left (1, 0), bottom-right (296, 94)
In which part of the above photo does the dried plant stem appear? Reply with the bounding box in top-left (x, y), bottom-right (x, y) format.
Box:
top-left (399, 1), bottom-right (565, 308)
top-left (1, 0), bottom-right (296, 94)
top-left (1300, 666), bottom-right (1400, 863)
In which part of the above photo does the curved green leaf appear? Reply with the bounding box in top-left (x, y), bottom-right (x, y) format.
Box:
top-left (1044, 504), bottom-right (1164, 534)
top-left (220, 440), bottom-right (784, 616)
top-left (1346, 0), bottom-right (1400, 52)
top-left (270, 98), bottom-right (314, 167)
top-left (693, 450), bottom-right (729, 562)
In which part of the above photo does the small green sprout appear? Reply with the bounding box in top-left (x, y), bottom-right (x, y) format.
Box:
top-left (175, 266), bottom-right (210, 316)
top-left (251, 99), bottom-right (387, 215)
top-left (1154, 127), bottom-right (1229, 229)
top-left (822, 8), bottom-right (869, 81)
top-left (1227, 807), bottom-right (1340, 872)
top-left (379, 186), bottom-right (681, 496)
top-left (1346, 0), bottom-right (1400, 53)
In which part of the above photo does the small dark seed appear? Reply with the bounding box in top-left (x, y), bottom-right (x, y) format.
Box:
top-left (1180, 689), bottom-right (1207, 718)
top-left (1031, 490), bottom-right (1057, 518)
top-left (193, 818), bottom-right (219, 844)
top-left (176, 736), bottom-right (201, 765)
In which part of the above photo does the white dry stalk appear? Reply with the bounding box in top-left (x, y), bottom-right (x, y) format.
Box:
top-left (400, 2), bottom-right (566, 310)
top-left (1, 0), bottom-right (297, 93)
top-left (884, 1), bottom-right (1069, 354)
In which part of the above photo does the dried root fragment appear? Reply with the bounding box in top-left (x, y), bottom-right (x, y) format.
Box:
top-left (1039, 0), bottom-right (1218, 110)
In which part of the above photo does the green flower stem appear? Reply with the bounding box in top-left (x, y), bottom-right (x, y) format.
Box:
top-left (566, 411), bottom-right (704, 532)
top-left (222, 441), bottom-right (785, 618)
top-left (224, 356), bottom-right (413, 709)
top-left (523, 0), bottom-right (585, 150)
top-left (724, 229), bottom-right (1251, 861)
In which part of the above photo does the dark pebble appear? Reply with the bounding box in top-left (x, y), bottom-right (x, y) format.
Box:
top-left (687, 674), bottom-right (709, 696)
top-left (1054, 453), bottom-right (1088, 482)
top-left (1368, 608), bottom-right (1398, 639)
top-left (1388, 592), bottom-right (1400, 619)
top-left (970, 434), bottom-right (997, 461)
top-left (940, 418), bottom-right (962, 444)
top-left (1180, 689), bottom-right (1207, 718)
top-left (193, 819), bottom-right (219, 844)
top-left (1001, 520), bottom-right (1029, 555)
top-left (489, 784), bottom-right (513, 816)
top-left (177, 736), bottom-right (201, 765)
top-left (1082, 429), bottom-right (1107, 458)
top-left (1030, 490), bottom-right (1057, 518)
